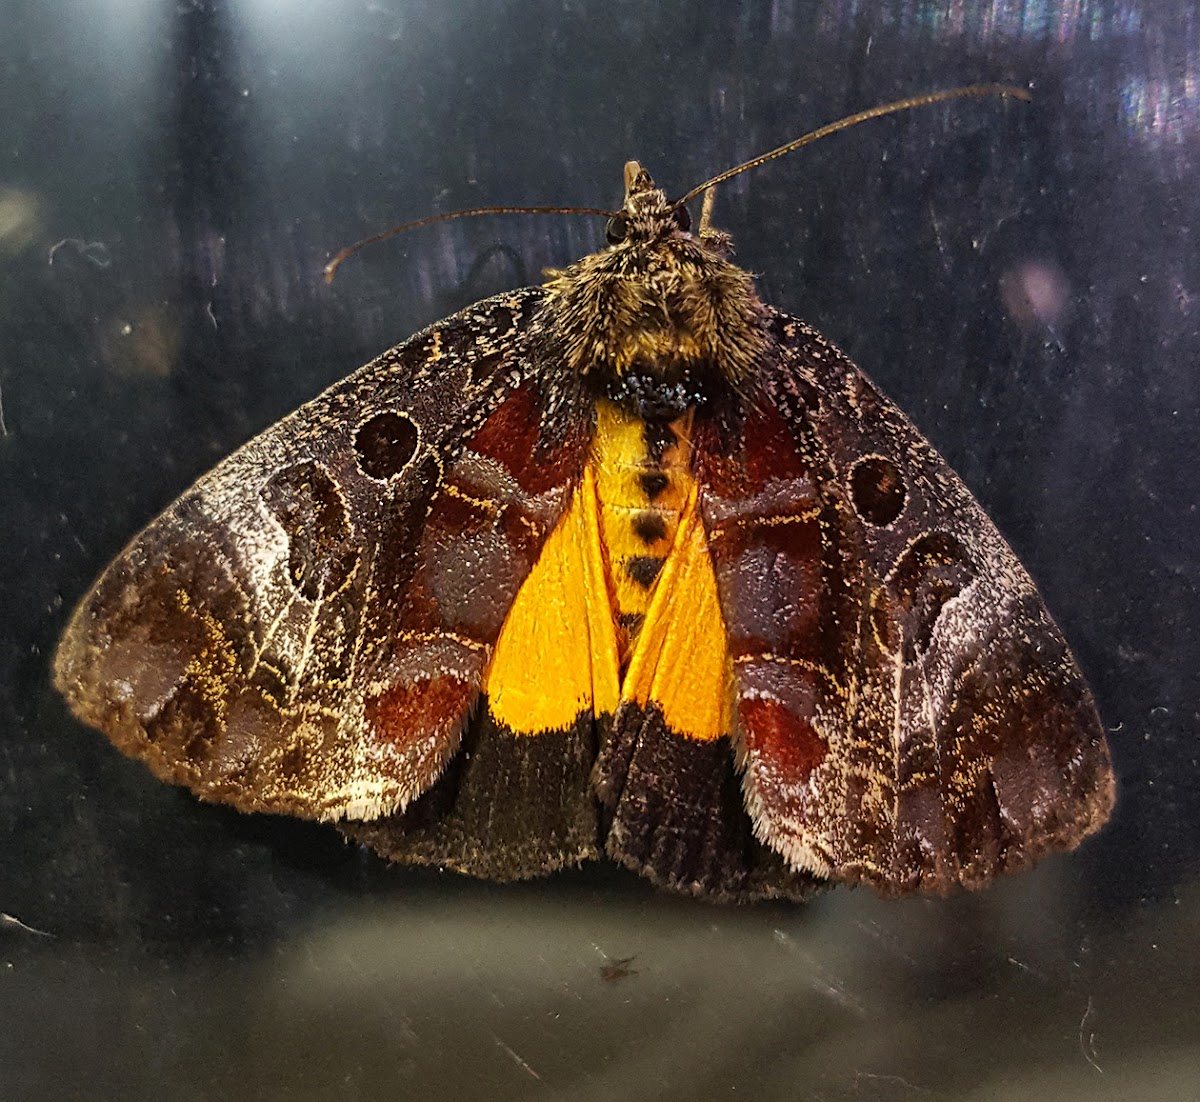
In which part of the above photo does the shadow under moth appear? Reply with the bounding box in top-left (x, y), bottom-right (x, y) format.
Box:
top-left (55, 87), bottom-right (1114, 902)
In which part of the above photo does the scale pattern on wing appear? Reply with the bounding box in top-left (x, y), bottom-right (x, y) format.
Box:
top-left (54, 289), bottom-right (594, 824)
top-left (696, 308), bottom-right (1115, 894)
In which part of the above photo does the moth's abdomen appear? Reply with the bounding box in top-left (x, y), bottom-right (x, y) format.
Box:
top-left (590, 399), bottom-right (693, 660)
top-left (482, 395), bottom-right (729, 746)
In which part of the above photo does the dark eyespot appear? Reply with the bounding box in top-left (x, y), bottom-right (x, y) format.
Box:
top-left (850, 456), bottom-right (906, 526)
top-left (672, 205), bottom-right (691, 232)
top-left (606, 213), bottom-right (629, 244)
top-left (355, 410), bottom-right (420, 480)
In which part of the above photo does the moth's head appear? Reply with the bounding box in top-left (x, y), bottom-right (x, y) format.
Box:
top-left (602, 161), bottom-right (694, 248)
top-left (539, 160), bottom-right (762, 392)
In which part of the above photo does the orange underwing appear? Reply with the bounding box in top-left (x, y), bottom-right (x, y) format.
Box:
top-left (54, 87), bottom-right (1114, 902)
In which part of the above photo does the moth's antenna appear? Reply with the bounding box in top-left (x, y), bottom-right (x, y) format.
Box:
top-left (324, 204), bottom-right (614, 283)
top-left (675, 83), bottom-right (1032, 210)
top-left (327, 84), bottom-right (1029, 282)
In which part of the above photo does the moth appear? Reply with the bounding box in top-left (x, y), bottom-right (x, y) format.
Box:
top-left (55, 87), bottom-right (1114, 902)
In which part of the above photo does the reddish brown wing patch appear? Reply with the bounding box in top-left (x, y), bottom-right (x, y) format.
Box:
top-left (694, 393), bottom-right (852, 880)
top-left (697, 310), bottom-right (1114, 893)
top-left (468, 381), bottom-right (584, 495)
top-left (738, 697), bottom-right (828, 786)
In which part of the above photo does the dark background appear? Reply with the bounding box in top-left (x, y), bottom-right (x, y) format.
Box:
top-left (2, 1), bottom-right (1197, 1099)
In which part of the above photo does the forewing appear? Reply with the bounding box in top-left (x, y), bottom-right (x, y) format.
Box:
top-left (697, 309), bottom-right (1115, 894)
top-left (55, 289), bottom-right (592, 824)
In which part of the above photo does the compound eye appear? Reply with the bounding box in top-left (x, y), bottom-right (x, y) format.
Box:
top-left (671, 205), bottom-right (691, 232)
top-left (605, 213), bottom-right (629, 244)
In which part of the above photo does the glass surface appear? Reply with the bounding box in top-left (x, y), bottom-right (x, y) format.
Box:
top-left (3, 2), bottom-right (1196, 1099)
